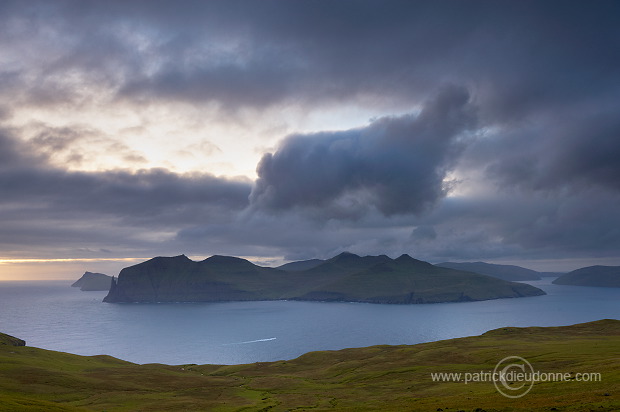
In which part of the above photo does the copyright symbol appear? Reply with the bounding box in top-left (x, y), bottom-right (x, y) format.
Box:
top-left (493, 356), bottom-right (534, 398)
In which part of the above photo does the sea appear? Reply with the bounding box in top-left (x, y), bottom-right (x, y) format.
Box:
top-left (0, 278), bottom-right (619, 365)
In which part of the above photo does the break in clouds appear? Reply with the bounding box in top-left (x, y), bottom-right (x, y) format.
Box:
top-left (1, 0), bottom-right (619, 268)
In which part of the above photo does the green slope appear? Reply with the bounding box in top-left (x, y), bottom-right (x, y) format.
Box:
top-left (436, 261), bottom-right (542, 281)
top-left (280, 252), bottom-right (395, 298)
top-left (104, 252), bottom-right (545, 303)
top-left (292, 254), bottom-right (543, 303)
top-left (553, 265), bottom-right (620, 287)
top-left (0, 320), bottom-right (618, 411)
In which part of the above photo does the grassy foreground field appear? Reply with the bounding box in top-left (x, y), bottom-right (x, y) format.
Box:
top-left (1, 320), bottom-right (618, 411)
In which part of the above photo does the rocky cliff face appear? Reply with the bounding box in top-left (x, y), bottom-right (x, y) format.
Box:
top-left (103, 253), bottom-right (545, 304)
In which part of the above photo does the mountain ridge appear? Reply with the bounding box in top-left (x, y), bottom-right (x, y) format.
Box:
top-left (436, 261), bottom-right (542, 281)
top-left (552, 265), bottom-right (620, 287)
top-left (103, 253), bottom-right (545, 303)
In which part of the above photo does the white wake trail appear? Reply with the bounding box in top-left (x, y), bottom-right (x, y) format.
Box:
top-left (224, 337), bottom-right (277, 345)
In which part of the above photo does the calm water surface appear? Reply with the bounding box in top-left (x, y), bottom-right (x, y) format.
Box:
top-left (0, 278), bottom-right (618, 365)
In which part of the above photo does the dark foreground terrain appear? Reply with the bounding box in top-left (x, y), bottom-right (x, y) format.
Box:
top-left (1, 320), bottom-right (618, 411)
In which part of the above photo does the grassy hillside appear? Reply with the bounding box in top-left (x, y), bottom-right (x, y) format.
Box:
top-left (104, 252), bottom-right (545, 303)
top-left (289, 254), bottom-right (544, 303)
top-left (0, 320), bottom-right (618, 411)
top-left (553, 265), bottom-right (620, 287)
top-left (436, 261), bottom-right (542, 281)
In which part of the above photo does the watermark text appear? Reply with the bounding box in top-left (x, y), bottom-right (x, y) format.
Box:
top-left (429, 356), bottom-right (602, 398)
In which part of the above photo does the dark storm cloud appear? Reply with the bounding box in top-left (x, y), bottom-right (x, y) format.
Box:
top-left (111, 1), bottom-right (485, 108)
top-left (0, 131), bottom-right (251, 248)
top-left (3, 0), bottom-right (616, 114)
top-left (2, 0), bottom-right (619, 160)
top-left (409, 188), bottom-right (620, 263)
top-left (175, 208), bottom-right (416, 262)
top-left (176, 186), bottom-right (620, 266)
top-left (250, 85), bottom-right (476, 217)
top-left (481, 106), bottom-right (620, 193)
top-left (120, 1), bottom-right (620, 117)
top-left (1, 167), bottom-right (250, 220)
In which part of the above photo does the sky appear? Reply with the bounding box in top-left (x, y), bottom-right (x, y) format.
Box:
top-left (1, 0), bottom-right (620, 280)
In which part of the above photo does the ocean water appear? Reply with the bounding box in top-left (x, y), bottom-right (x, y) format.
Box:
top-left (0, 278), bottom-right (618, 365)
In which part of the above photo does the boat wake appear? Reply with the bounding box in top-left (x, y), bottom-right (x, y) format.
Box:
top-left (224, 337), bottom-right (277, 345)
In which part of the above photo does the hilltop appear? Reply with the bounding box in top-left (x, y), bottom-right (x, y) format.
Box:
top-left (553, 265), bottom-right (620, 288)
top-left (276, 258), bottom-right (324, 271)
top-left (71, 272), bottom-right (113, 291)
top-left (436, 261), bottom-right (542, 281)
top-left (103, 252), bottom-right (544, 303)
top-left (0, 319), bottom-right (618, 411)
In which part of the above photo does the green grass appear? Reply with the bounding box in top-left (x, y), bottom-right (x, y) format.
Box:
top-left (1, 320), bottom-right (618, 411)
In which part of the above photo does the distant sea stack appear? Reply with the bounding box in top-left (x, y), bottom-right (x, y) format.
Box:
top-left (103, 253), bottom-right (545, 304)
top-left (71, 272), bottom-right (113, 291)
top-left (436, 261), bottom-right (542, 281)
top-left (552, 266), bottom-right (620, 288)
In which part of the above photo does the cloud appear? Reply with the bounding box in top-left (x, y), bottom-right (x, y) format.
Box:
top-left (482, 107), bottom-right (620, 193)
top-left (404, 187), bottom-right (620, 264)
top-left (0, 1), bottom-right (617, 118)
top-left (410, 225), bottom-right (437, 241)
top-left (250, 85), bottom-right (476, 217)
top-left (1, 1), bottom-right (619, 270)
top-left (0, 130), bottom-right (252, 254)
top-left (23, 123), bottom-right (150, 169)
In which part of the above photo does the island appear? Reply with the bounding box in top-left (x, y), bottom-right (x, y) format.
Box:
top-left (436, 261), bottom-right (542, 281)
top-left (103, 252), bottom-right (545, 303)
top-left (71, 272), bottom-right (113, 291)
top-left (552, 265), bottom-right (620, 288)
top-left (0, 320), bottom-right (618, 411)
